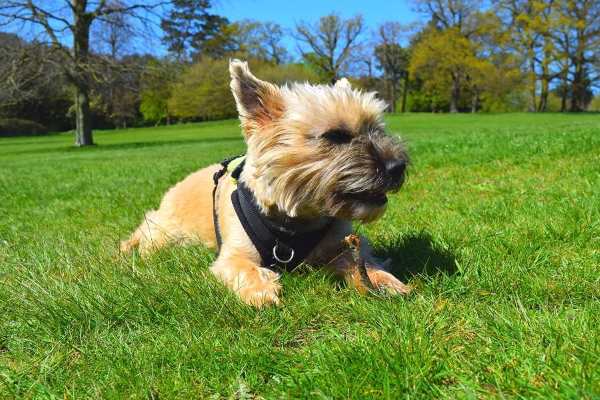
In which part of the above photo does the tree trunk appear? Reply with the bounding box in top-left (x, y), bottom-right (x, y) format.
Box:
top-left (74, 84), bottom-right (93, 146)
top-left (560, 89), bottom-right (567, 111)
top-left (538, 76), bottom-right (548, 112)
top-left (401, 72), bottom-right (408, 113)
top-left (471, 91), bottom-right (479, 113)
top-left (558, 65), bottom-right (568, 112)
top-left (72, 0), bottom-right (94, 146)
top-left (570, 53), bottom-right (585, 112)
top-left (389, 82), bottom-right (396, 113)
top-left (450, 74), bottom-right (460, 113)
top-left (538, 43), bottom-right (550, 112)
top-left (528, 51), bottom-right (537, 112)
top-left (570, 27), bottom-right (586, 112)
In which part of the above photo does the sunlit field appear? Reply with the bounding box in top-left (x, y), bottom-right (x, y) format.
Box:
top-left (1, 113), bottom-right (598, 398)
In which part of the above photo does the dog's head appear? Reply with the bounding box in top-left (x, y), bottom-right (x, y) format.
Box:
top-left (230, 60), bottom-right (409, 222)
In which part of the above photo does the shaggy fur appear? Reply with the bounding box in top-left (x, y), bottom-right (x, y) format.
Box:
top-left (121, 60), bottom-right (411, 307)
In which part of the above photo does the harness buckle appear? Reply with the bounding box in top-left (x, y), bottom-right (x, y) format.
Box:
top-left (272, 243), bottom-right (294, 265)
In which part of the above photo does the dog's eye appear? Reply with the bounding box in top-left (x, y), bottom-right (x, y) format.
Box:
top-left (323, 129), bottom-right (352, 144)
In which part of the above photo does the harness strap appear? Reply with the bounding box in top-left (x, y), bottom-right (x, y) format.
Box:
top-left (212, 156), bottom-right (245, 253)
top-left (232, 182), bottom-right (333, 271)
top-left (213, 155), bottom-right (333, 270)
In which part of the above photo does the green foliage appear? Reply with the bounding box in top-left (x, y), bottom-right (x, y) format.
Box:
top-left (539, 92), bottom-right (563, 113)
top-left (479, 91), bottom-right (529, 112)
top-left (140, 60), bottom-right (180, 124)
top-left (589, 96), bottom-right (600, 112)
top-left (0, 118), bottom-right (48, 137)
top-left (1, 114), bottom-right (599, 397)
top-left (302, 52), bottom-right (336, 83)
top-left (406, 89), bottom-right (450, 112)
top-left (409, 25), bottom-right (525, 112)
top-left (168, 59), bottom-right (323, 121)
top-left (168, 58), bottom-right (236, 120)
top-left (409, 28), bottom-right (475, 110)
top-left (255, 62), bottom-right (323, 85)
top-left (140, 90), bottom-right (168, 124)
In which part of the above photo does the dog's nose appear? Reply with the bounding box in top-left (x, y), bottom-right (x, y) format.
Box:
top-left (385, 159), bottom-right (406, 181)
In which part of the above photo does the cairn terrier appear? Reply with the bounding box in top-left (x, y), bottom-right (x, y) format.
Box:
top-left (121, 60), bottom-right (411, 307)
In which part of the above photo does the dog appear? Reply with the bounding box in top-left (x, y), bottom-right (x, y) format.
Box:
top-left (121, 60), bottom-right (411, 307)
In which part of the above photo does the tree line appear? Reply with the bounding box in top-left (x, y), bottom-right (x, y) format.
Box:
top-left (0, 0), bottom-right (598, 145)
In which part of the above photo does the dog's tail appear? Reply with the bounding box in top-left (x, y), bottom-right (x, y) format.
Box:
top-left (120, 230), bottom-right (141, 254)
top-left (120, 210), bottom-right (178, 256)
top-left (119, 210), bottom-right (157, 254)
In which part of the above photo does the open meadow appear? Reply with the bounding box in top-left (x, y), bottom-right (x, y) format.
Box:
top-left (0, 113), bottom-right (599, 398)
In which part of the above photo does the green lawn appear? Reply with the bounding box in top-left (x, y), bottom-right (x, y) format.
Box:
top-left (0, 113), bottom-right (599, 399)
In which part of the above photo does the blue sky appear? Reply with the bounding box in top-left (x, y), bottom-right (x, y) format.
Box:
top-left (214, 0), bottom-right (419, 28)
top-left (212, 0), bottom-right (420, 58)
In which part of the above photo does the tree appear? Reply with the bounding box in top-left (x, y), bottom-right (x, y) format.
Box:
top-left (254, 22), bottom-right (288, 64)
top-left (498, 0), bottom-right (599, 112)
top-left (413, 0), bottom-right (487, 112)
top-left (161, 0), bottom-right (229, 61)
top-left (0, 0), bottom-right (167, 146)
top-left (140, 59), bottom-right (180, 124)
top-left (467, 52), bottom-right (524, 112)
top-left (91, 55), bottom-right (152, 129)
top-left (373, 22), bottom-right (411, 112)
top-left (535, 2), bottom-right (560, 112)
top-left (409, 25), bottom-right (518, 113)
top-left (0, 34), bottom-right (72, 130)
top-left (413, 0), bottom-right (483, 37)
top-left (468, 12), bottom-right (525, 112)
top-left (233, 20), bottom-right (288, 64)
top-left (168, 58), bottom-right (236, 120)
top-left (90, 4), bottom-right (143, 129)
top-left (498, 0), bottom-right (556, 112)
top-left (410, 28), bottom-right (477, 112)
top-left (0, 33), bottom-right (49, 107)
top-left (168, 59), bottom-right (322, 121)
top-left (558, 0), bottom-right (600, 111)
top-left (92, 0), bottom-right (134, 59)
top-left (295, 14), bottom-right (364, 83)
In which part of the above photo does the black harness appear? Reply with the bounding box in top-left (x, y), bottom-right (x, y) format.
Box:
top-left (212, 156), bottom-right (333, 271)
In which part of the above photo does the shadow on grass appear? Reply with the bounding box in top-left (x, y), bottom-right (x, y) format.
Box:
top-left (8, 136), bottom-right (242, 157)
top-left (91, 136), bottom-right (242, 151)
top-left (376, 232), bottom-right (458, 281)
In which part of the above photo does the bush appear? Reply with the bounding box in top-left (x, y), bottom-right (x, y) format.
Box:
top-left (0, 118), bottom-right (49, 137)
top-left (407, 92), bottom-right (450, 112)
top-left (167, 58), bottom-right (324, 122)
top-left (588, 96), bottom-right (600, 112)
top-left (168, 58), bottom-right (236, 121)
top-left (256, 62), bottom-right (322, 86)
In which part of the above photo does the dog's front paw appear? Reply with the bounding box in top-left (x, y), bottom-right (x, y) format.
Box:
top-left (368, 269), bottom-right (411, 295)
top-left (239, 284), bottom-right (281, 307)
top-left (238, 268), bottom-right (281, 308)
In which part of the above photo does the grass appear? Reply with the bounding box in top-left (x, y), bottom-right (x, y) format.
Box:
top-left (0, 113), bottom-right (599, 399)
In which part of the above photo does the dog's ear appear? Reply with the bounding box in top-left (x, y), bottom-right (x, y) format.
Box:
top-left (229, 59), bottom-right (283, 135)
top-left (334, 78), bottom-right (352, 90)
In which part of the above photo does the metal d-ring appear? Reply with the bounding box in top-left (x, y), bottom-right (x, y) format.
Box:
top-left (272, 243), bottom-right (294, 264)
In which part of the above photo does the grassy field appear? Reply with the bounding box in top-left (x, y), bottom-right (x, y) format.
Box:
top-left (0, 113), bottom-right (599, 399)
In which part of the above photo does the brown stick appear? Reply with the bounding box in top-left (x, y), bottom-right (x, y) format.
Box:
top-left (344, 234), bottom-right (375, 291)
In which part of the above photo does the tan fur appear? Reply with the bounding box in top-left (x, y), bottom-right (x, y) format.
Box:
top-left (121, 60), bottom-right (411, 307)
